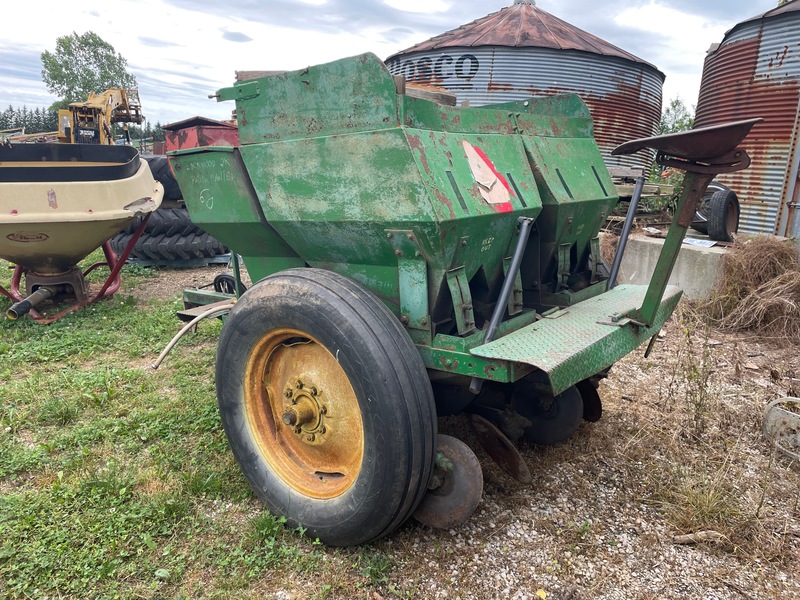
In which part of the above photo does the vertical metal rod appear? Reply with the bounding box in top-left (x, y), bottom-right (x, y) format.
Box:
top-left (778, 93), bottom-right (800, 237)
top-left (232, 253), bottom-right (245, 298)
top-left (607, 176), bottom-right (644, 290)
top-left (469, 217), bottom-right (534, 395)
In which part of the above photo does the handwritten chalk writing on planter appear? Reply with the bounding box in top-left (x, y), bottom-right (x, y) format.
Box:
top-left (396, 54), bottom-right (480, 86)
top-left (184, 159), bottom-right (236, 187)
top-left (199, 189), bottom-right (214, 210)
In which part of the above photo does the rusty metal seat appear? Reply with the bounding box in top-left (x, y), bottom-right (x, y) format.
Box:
top-left (608, 117), bottom-right (762, 329)
top-left (612, 117), bottom-right (762, 174)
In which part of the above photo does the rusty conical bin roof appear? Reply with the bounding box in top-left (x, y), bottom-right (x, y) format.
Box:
top-left (387, 0), bottom-right (659, 72)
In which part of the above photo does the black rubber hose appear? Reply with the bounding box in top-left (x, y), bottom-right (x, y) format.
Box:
top-left (7, 287), bottom-right (55, 320)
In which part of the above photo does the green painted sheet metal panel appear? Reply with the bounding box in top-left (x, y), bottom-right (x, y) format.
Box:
top-left (494, 94), bottom-right (596, 138)
top-left (403, 93), bottom-right (596, 139)
top-left (403, 128), bottom-right (542, 219)
top-left (236, 119), bottom-right (548, 312)
top-left (402, 124), bottom-right (543, 305)
top-left (219, 53), bottom-right (400, 145)
top-left (237, 128), bottom-right (438, 297)
top-left (470, 284), bottom-right (682, 395)
top-left (168, 147), bottom-right (303, 281)
top-left (521, 135), bottom-right (617, 295)
top-left (401, 96), bottom-right (518, 135)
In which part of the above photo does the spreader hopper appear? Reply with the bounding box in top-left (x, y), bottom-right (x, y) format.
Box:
top-left (0, 143), bottom-right (163, 322)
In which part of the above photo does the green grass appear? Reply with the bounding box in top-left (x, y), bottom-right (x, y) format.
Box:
top-left (0, 255), bottom-right (334, 597)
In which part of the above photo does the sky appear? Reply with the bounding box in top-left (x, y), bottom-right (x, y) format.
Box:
top-left (0, 0), bottom-right (781, 127)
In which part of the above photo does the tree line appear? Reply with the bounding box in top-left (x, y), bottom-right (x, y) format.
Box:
top-left (0, 105), bottom-right (58, 134)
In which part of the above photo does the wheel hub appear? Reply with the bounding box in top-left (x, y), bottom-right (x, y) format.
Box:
top-left (244, 329), bottom-right (365, 499)
top-left (282, 379), bottom-right (328, 444)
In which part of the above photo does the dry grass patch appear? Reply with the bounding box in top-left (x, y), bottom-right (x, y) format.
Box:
top-left (602, 304), bottom-right (800, 566)
top-left (700, 235), bottom-right (800, 344)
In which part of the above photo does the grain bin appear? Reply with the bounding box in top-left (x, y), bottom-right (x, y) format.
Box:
top-left (694, 0), bottom-right (800, 237)
top-left (385, 0), bottom-right (665, 173)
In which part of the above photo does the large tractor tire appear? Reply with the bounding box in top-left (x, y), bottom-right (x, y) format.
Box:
top-left (143, 155), bottom-right (182, 201)
top-left (121, 207), bottom-right (204, 237)
top-left (216, 268), bottom-right (437, 546)
top-left (110, 231), bottom-right (226, 261)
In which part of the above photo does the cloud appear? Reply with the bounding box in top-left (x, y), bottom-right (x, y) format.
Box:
top-left (0, 49), bottom-right (43, 81)
top-left (161, 0), bottom-right (486, 41)
top-left (131, 63), bottom-right (234, 124)
top-left (222, 31), bottom-right (253, 43)
top-left (381, 27), bottom-right (418, 44)
top-left (138, 36), bottom-right (180, 48)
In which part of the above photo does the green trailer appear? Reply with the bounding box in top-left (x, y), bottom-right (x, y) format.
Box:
top-left (168, 53), bottom-right (758, 546)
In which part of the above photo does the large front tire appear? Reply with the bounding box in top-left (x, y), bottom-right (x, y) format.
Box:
top-left (216, 268), bottom-right (437, 546)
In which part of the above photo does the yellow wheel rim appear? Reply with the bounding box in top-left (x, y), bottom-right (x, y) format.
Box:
top-left (244, 328), bottom-right (364, 499)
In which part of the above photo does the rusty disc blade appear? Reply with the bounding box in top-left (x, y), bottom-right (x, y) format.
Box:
top-left (469, 414), bottom-right (532, 484)
top-left (413, 435), bottom-right (483, 529)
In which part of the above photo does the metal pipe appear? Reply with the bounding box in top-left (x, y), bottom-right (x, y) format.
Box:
top-left (778, 94), bottom-right (800, 238)
top-left (607, 175), bottom-right (644, 290)
top-left (636, 171), bottom-right (714, 327)
top-left (469, 216), bottom-right (534, 395)
top-left (151, 300), bottom-right (236, 369)
top-left (7, 286), bottom-right (55, 320)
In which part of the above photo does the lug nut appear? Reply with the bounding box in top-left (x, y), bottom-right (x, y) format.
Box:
top-left (306, 433), bottom-right (316, 442)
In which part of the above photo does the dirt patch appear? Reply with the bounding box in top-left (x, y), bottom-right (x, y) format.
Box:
top-left (121, 263), bottom-right (253, 304)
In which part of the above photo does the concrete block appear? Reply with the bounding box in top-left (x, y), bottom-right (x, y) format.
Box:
top-left (616, 235), bottom-right (727, 299)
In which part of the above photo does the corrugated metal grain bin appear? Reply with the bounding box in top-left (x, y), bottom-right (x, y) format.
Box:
top-left (694, 0), bottom-right (800, 237)
top-left (385, 0), bottom-right (664, 173)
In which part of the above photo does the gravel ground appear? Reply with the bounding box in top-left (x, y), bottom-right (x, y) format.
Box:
top-left (358, 316), bottom-right (799, 600)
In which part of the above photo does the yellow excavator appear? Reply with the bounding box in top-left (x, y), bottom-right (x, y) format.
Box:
top-left (57, 88), bottom-right (143, 145)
